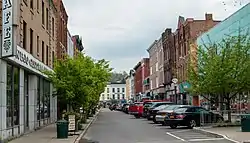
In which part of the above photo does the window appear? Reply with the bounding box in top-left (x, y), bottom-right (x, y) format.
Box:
top-left (52, 17), bottom-right (55, 37)
top-left (112, 94), bottom-right (115, 99)
top-left (42, 1), bottom-right (44, 25)
top-left (155, 62), bottom-right (158, 71)
top-left (30, 28), bottom-right (33, 54)
top-left (37, 77), bottom-right (41, 122)
top-left (6, 64), bottom-right (20, 127)
top-left (150, 80), bottom-right (153, 90)
top-left (42, 41), bottom-right (44, 62)
top-left (117, 94), bottom-right (120, 99)
top-left (117, 88), bottom-right (120, 93)
top-left (112, 88), bottom-right (115, 92)
top-left (52, 51), bottom-right (55, 67)
top-left (155, 76), bottom-right (158, 87)
top-left (30, 0), bottom-right (33, 9)
top-left (37, 0), bottom-right (39, 11)
top-left (150, 67), bottom-right (152, 75)
top-left (38, 78), bottom-right (51, 120)
top-left (46, 45), bottom-right (49, 65)
top-left (23, 21), bottom-right (27, 49)
top-left (122, 88), bottom-right (125, 92)
top-left (46, 8), bottom-right (49, 30)
top-left (37, 36), bottom-right (39, 56)
top-left (107, 88), bottom-right (109, 93)
top-left (122, 94), bottom-right (125, 99)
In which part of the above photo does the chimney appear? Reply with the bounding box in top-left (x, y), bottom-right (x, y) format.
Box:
top-left (165, 28), bottom-right (172, 35)
top-left (205, 13), bottom-right (213, 20)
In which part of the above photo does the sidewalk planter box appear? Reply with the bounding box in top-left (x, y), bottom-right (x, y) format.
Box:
top-left (56, 119), bottom-right (69, 139)
top-left (241, 114), bottom-right (250, 132)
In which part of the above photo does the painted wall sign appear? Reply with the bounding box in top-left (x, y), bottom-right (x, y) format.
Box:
top-left (68, 115), bottom-right (75, 131)
top-left (1, 0), bottom-right (16, 57)
top-left (8, 46), bottom-right (52, 77)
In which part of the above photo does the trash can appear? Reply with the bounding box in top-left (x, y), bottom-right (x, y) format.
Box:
top-left (241, 114), bottom-right (250, 132)
top-left (56, 119), bottom-right (69, 139)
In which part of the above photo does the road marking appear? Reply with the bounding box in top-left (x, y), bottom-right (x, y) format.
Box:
top-left (188, 138), bottom-right (224, 142)
top-left (169, 129), bottom-right (191, 133)
top-left (166, 132), bottom-right (186, 142)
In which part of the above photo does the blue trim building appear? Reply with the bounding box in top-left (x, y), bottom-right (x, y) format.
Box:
top-left (197, 3), bottom-right (250, 45)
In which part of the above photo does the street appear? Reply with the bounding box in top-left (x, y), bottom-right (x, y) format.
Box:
top-left (83, 108), bottom-right (234, 143)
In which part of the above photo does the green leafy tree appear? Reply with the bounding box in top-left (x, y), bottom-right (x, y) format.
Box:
top-left (188, 34), bottom-right (250, 122)
top-left (45, 52), bottom-right (112, 118)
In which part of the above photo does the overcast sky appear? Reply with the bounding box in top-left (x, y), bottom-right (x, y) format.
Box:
top-left (63, 0), bottom-right (247, 72)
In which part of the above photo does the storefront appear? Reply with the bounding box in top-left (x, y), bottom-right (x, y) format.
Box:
top-left (0, 46), bottom-right (57, 140)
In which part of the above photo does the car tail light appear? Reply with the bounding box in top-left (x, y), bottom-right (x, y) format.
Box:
top-left (176, 115), bottom-right (186, 119)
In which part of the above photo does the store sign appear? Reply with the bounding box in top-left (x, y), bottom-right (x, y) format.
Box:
top-left (1, 0), bottom-right (16, 57)
top-left (8, 46), bottom-right (52, 76)
top-left (68, 115), bottom-right (75, 131)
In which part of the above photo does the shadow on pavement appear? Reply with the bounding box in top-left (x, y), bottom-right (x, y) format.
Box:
top-left (79, 138), bottom-right (99, 143)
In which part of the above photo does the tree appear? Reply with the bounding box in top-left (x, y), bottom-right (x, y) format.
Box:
top-left (188, 34), bottom-right (250, 122)
top-left (45, 52), bottom-right (112, 118)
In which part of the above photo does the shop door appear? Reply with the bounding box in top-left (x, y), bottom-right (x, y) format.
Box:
top-left (24, 73), bottom-right (29, 131)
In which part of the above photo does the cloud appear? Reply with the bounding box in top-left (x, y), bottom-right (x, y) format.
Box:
top-left (63, 0), bottom-right (246, 72)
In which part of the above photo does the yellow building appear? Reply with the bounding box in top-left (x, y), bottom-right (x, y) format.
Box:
top-left (125, 76), bottom-right (131, 100)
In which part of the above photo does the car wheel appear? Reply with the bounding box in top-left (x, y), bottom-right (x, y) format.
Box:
top-left (170, 124), bottom-right (177, 129)
top-left (188, 120), bottom-right (196, 129)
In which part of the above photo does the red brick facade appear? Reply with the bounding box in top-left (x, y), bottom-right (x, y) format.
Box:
top-left (53, 0), bottom-right (68, 60)
top-left (134, 62), bottom-right (142, 95)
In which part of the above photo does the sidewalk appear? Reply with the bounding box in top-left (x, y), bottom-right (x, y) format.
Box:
top-left (195, 127), bottom-right (250, 143)
top-left (8, 110), bottom-right (100, 143)
top-left (8, 124), bottom-right (83, 143)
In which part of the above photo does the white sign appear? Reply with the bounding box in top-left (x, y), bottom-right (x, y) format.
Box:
top-left (7, 46), bottom-right (53, 77)
top-left (68, 115), bottom-right (75, 131)
top-left (2, 0), bottom-right (15, 57)
top-left (172, 78), bottom-right (178, 84)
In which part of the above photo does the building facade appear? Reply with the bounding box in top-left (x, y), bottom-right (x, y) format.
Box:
top-left (196, 3), bottom-right (250, 107)
top-left (141, 58), bottom-right (150, 94)
top-left (53, 0), bottom-right (68, 59)
top-left (125, 76), bottom-right (131, 100)
top-left (67, 31), bottom-right (74, 57)
top-left (72, 35), bottom-right (84, 56)
top-left (0, 0), bottom-right (57, 139)
top-left (129, 69), bottom-right (136, 100)
top-left (170, 14), bottom-right (220, 104)
top-left (147, 38), bottom-right (165, 99)
top-left (99, 83), bottom-right (126, 101)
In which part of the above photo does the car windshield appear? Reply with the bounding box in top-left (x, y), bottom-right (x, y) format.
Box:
top-left (155, 105), bottom-right (168, 110)
top-left (174, 107), bottom-right (188, 112)
top-left (164, 105), bottom-right (183, 110)
top-left (144, 102), bottom-right (153, 107)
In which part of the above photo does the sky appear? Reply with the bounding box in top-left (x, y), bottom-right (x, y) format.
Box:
top-left (63, 0), bottom-right (248, 72)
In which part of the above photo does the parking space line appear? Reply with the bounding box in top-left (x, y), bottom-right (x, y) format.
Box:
top-left (166, 132), bottom-right (186, 142)
top-left (188, 138), bottom-right (225, 142)
top-left (169, 129), bottom-right (191, 133)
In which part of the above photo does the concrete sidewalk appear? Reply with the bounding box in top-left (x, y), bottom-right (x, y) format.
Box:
top-left (8, 109), bottom-right (101, 143)
top-left (8, 124), bottom-right (82, 143)
top-left (195, 127), bottom-right (250, 143)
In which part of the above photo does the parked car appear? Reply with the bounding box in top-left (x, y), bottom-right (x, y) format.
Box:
top-left (155, 105), bottom-right (190, 125)
top-left (142, 100), bottom-right (162, 117)
top-left (128, 102), bottom-right (144, 118)
top-left (164, 106), bottom-right (224, 129)
top-left (109, 104), bottom-right (117, 111)
top-left (122, 103), bottom-right (129, 113)
top-left (149, 104), bottom-right (170, 123)
top-left (146, 102), bottom-right (174, 120)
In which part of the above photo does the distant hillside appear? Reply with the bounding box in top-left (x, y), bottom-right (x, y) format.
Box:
top-left (110, 71), bottom-right (128, 84)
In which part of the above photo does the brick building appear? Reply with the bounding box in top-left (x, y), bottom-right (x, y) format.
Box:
top-left (133, 58), bottom-right (150, 101)
top-left (166, 14), bottom-right (220, 104)
top-left (72, 35), bottom-right (84, 56)
top-left (53, 0), bottom-right (68, 59)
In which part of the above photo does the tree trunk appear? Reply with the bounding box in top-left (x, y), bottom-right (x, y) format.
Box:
top-left (226, 98), bottom-right (232, 123)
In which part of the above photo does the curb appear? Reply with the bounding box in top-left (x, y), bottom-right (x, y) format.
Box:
top-left (74, 109), bottom-right (101, 143)
top-left (193, 127), bottom-right (240, 143)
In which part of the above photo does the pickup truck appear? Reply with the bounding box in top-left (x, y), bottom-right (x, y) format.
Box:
top-left (128, 102), bottom-right (143, 118)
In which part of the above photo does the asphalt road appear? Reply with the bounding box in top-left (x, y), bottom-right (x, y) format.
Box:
top-left (83, 108), bottom-right (234, 143)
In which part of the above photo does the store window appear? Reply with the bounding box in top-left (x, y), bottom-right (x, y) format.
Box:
top-left (6, 64), bottom-right (20, 127)
top-left (37, 78), bottom-right (50, 121)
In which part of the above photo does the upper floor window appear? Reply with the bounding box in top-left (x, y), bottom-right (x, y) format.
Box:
top-left (52, 17), bottom-right (55, 37)
top-left (122, 88), bottom-right (125, 92)
top-left (117, 88), bottom-right (120, 93)
top-left (42, 41), bottom-right (44, 62)
top-left (112, 88), bottom-right (115, 92)
top-left (42, 1), bottom-right (45, 25)
top-left (23, 21), bottom-right (27, 49)
top-left (30, 0), bottom-right (33, 9)
top-left (30, 28), bottom-right (33, 54)
top-left (107, 88), bottom-right (109, 93)
top-left (37, 0), bottom-right (39, 11)
top-left (46, 8), bottom-right (49, 30)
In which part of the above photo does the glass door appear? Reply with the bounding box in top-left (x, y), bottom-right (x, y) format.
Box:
top-left (24, 72), bottom-right (29, 131)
